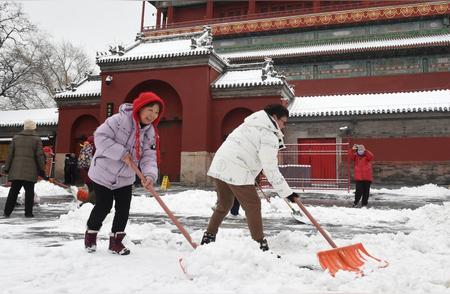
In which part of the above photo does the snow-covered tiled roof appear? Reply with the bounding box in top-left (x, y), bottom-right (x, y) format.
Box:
top-left (96, 26), bottom-right (217, 64)
top-left (54, 78), bottom-right (101, 99)
top-left (289, 90), bottom-right (450, 117)
top-left (96, 39), bottom-right (212, 64)
top-left (221, 33), bottom-right (450, 60)
top-left (212, 69), bottom-right (285, 88)
top-left (0, 108), bottom-right (58, 127)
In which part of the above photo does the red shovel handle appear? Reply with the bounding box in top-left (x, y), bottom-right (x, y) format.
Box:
top-left (128, 160), bottom-right (198, 249)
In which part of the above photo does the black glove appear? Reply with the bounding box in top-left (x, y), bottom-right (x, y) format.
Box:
top-left (286, 192), bottom-right (300, 203)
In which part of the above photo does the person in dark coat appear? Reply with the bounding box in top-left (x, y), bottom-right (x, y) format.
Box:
top-left (64, 154), bottom-right (71, 184)
top-left (3, 119), bottom-right (46, 217)
top-left (351, 144), bottom-right (374, 208)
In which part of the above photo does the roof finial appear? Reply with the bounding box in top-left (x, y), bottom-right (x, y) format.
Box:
top-left (191, 25), bottom-right (213, 51)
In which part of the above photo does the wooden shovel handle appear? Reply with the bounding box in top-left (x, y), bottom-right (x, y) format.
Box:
top-left (293, 197), bottom-right (338, 249)
top-left (255, 184), bottom-right (271, 203)
top-left (128, 160), bottom-right (198, 249)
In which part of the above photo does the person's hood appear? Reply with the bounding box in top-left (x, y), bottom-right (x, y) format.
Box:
top-left (132, 92), bottom-right (165, 127)
top-left (243, 110), bottom-right (285, 148)
top-left (118, 103), bottom-right (133, 117)
top-left (244, 110), bottom-right (283, 136)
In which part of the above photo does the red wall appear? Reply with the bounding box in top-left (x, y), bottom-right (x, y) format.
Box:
top-left (351, 137), bottom-right (450, 161)
top-left (100, 66), bottom-right (212, 152)
top-left (221, 108), bottom-right (253, 140)
top-left (291, 72), bottom-right (450, 96)
top-left (56, 105), bottom-right (100, 153)
top-left (211, 96), bottom-right (282, 150)
top-left (173, 5), bottom-right (206, 23)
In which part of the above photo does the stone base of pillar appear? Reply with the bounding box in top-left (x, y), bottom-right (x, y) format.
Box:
top-left (180, 151), bottom-right (214, 186)
top-left (54, 153), bottom-right (66, 180)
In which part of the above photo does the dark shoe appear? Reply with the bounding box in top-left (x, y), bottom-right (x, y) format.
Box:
top-left (352, 203), bottom-right (361, 208)
top-left (258, 238), bottom-right (269, 252)
top-left (3, 213), bottom-right (10, 218)
top-left (25, 214), bottom-right (34, 218)
top-left (200, 231), bottom-right (216, 245)
top-left (84, 230), bottom-right (98, 253)
top-left (109, 232), bottom-right (130, 255)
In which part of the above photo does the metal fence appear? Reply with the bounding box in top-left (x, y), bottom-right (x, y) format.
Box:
top-left (261, 142), bottom-right (350, 191)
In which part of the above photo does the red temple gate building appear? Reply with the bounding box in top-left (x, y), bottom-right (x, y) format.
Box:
top-left (53, 1), bottom-right (450, 186)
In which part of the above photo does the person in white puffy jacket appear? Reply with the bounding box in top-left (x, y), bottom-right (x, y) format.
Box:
top-left (201, 104), bottom-right (299, 252)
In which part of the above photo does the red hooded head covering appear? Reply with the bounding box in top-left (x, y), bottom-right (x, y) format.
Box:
top-left (132, 92), bottom-right (165, 165)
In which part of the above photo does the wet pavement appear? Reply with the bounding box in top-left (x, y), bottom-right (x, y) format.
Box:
top-left (0, 186), bottom-right (448, 246)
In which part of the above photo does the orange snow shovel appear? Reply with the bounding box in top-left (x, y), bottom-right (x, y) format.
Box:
top-left (128, 160), bottom-right (198, 249)
top-left (292, 197), bottom-right (388, 276)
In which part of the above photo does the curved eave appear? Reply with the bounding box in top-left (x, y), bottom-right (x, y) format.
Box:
top-left (0, 122), bottom-right (58, 127)
top-left (212, 80), bottom-right (284, 89)
top-left (96, 49), bottom-right (211, 64)
top-left (54, 93), bottom-right (102, 99)
top-left (226, 40), bottom-right (450, 62)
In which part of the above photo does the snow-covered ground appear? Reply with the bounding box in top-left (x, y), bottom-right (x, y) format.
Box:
top-left (1, 182), bottom-right (449, 294)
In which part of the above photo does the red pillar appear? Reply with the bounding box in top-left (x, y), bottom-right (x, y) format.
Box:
top-left (206, 0), bottom-right (213, 19)
top-left (313, 0), bottom-right (321, 13)
top-left (248, 0), bottom-right (256, 15)
top-left (140, 1), bottom-right (145, 31)
top-left (167, 5), bottom-right (174, 25)
top-left (156, 8), bottom-right (161, 29)
top-left (162, 11), bottom-right (167, 28)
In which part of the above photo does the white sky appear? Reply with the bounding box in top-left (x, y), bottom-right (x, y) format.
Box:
top-left (19, 0), bottom-right (156, 66)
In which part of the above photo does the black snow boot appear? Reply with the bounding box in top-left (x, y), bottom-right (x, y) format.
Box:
top-left (258, 238), bottom-right (269, 252)
top-left (257, 238), bottom-right (281, 258)
top-left (200, 231), bottom-right (216, 245)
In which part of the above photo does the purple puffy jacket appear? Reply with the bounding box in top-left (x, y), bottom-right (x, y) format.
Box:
top-left (88, 104), bottom-right (158, 190)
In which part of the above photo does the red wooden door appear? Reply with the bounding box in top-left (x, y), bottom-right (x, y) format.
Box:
top-left (298, 138), bottom-right (336, 179)
top-left (158, 120), bottom-right (182, 182)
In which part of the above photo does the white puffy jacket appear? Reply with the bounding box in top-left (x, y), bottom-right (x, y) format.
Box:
top-left (208, 110), bottom-right (293, 198)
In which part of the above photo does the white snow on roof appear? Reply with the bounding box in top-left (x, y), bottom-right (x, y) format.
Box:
top-left (97, 39), bottom-right (211, 64)
top-left (0, 108), bottom-right (58, 127)
top-left (289, 90), bottom-right (450, 117)
top-left (212, 69), bottom-right (284, 88)
top-left (55, 79), bottom-right (101, 99)
top-left (220, 33), bottom-right (450, 60)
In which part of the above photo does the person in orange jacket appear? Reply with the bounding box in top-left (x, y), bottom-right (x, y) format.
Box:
top-left (351, 144), bottom-right (374, 208)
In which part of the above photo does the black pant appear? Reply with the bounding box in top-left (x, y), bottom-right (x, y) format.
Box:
top-left (86, 182), bottom-right (132, 233)
top-left (4, 180), bottom-right (35, 216)
top-left (354, 181), bottom-right (371, 206)
top-left (230, 197), bottom-right (240, 215)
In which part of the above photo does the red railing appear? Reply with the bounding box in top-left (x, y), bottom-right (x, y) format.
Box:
top-left (143, 0), bottom-right (428, 32)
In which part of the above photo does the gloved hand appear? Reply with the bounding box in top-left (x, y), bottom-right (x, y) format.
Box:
top-left (286, 192), bottom-right (300, 203)
top-left (142, 176), bottom-right (153, 190)
top-left (121, 153), bottom-right (133, 167)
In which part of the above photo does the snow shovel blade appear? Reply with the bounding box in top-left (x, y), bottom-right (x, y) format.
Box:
top-left (317, 243), bottom-right (386, 276)
top-left (291, 211), bottom-right (308, 224)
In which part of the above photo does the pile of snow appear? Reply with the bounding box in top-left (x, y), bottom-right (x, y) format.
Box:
top-left (372, 183), bottom-right (450, 197)
top-left (1, 185), bottom-right (450, 293)
top-left (2, 200), bottom-right (449, 293)
top-left (0, 180), bottom-right (70, 198)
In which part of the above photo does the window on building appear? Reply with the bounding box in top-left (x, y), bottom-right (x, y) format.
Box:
top-left (422, 58), bottom-right (429, 73)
